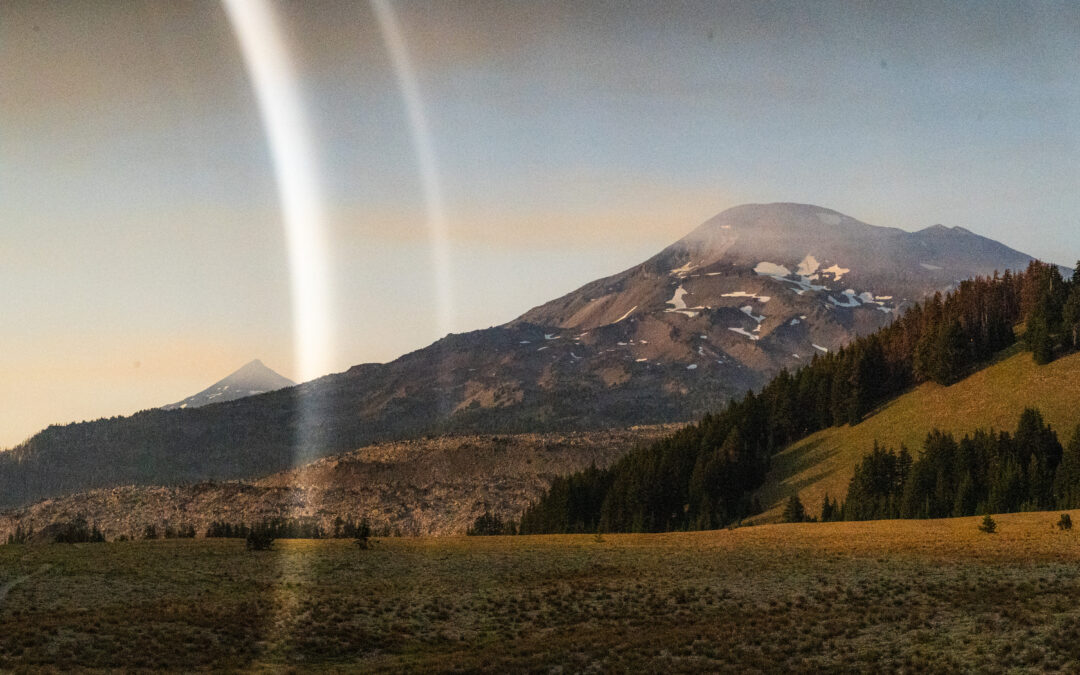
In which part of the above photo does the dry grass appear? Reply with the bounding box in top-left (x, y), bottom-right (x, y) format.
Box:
top-left (756, 348), bottom-right (1080, 521)
top-left (4, 511), bottom-right (1080, 671)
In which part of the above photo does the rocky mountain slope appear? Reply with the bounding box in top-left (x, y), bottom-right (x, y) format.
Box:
top-left (0, 427), bottom-right (671, 540)
top-left (162, 359), bottom-right (294, 410)
top-left (0, 203), bottom-right (1056, 509)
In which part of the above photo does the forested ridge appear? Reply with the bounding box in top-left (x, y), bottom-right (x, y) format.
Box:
top-left (520, 261), bottom-right (1080, 534)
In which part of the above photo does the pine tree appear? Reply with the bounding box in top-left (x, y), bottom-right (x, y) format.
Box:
top-left (782, 494), bottom-right (807, 523)
top-left (978, 513), bottom-right (997, 534)
top-left (1053, 425), bottom-right (1080, 508)
top-left (820, 493), bottom-right (835, 522)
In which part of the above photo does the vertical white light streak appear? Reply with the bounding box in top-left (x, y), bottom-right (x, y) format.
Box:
top-left (223, 0), bottom-right (332, 383)
top-left (371, 0), bottom-right (454, 338)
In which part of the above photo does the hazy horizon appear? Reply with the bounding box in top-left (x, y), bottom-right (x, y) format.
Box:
top-left (4, 0), bottom-right (1080, 447)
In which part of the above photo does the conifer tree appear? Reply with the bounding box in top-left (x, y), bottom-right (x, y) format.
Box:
top-left (782, 494), bottom-right (807, 523)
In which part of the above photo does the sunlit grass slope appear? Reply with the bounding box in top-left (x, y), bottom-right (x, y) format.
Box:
top-left (755, 348), bottom-right (1080, 522)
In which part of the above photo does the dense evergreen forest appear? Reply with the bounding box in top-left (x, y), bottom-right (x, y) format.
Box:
top-left (834, 409), bottom-right (1080, 521)
top-left (519, 261), bottom-right (1080, 534)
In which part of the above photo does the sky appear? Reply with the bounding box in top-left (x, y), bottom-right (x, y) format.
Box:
top-left (2, 0), bottom-right (1079, 447)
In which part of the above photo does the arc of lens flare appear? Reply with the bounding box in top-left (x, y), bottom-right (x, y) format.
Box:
top-left (371, 0), bottom-right (454, 338)
top-left (223, 0), bottom-right (332, 383)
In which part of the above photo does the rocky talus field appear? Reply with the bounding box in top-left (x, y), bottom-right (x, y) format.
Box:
top-left (0, 427), bottom-right (671, 540)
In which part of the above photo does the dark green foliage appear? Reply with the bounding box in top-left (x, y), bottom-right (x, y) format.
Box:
top-left (1057, 513), bottom-right (1072, 531)
top-left (914, 318), bottom-right (966, 385)
top-left (354, 519), bottom-right (372, 549)
top-left (782, 494), bottom-right (808, 523)
top-left (1053, 425), bottom-right (1080, 508)
top-left (1023, 261), bottom-right (1072, 364)
top-left (978, 514), bottom-right (997, 533)
top-left (54, 516), bottom-right (105, 544)
top-left (164, 525), bottom-right (196, 539)
top-left (467, 510), bottom-right (516, 536)
top-left (842, 409), bottom-right (1066, 522)
top-left (205, 517), bottom-right (377, 540)
top-left (142, 524), bottom-right (158, 540)
top-left (245, 526), bottom-right (275, 551)
top-left (843, 443), bottom-right (910, 520)
top-left (205, 521), bottom-right (250, 538)
top-left (820, 493), bottom-right (840, 522)
top-left (5, 524), bottom-right (33, 545)
top-left (522, 265), bottom-right (1069, 535)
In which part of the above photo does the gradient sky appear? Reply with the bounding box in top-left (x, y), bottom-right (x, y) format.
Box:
top-left (2, 0), bottom-right (1079, 447)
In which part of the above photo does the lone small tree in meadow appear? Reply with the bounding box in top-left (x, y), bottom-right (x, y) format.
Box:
top-left (354, 518), bottom-right (372, 550)
top-left (978, 514), bottom-right (997, 534)
top-left (1058, 513), bottom-right (1073, 531)
top-left (782, 494), bottom-right (808, 523)
top-left (245, 525), bottom-right (275, 551)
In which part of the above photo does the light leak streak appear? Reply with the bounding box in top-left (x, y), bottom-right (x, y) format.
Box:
top-left (223, 0), bottom-right (332, 383)
top-left (371, 0), bottom-right (454, 338)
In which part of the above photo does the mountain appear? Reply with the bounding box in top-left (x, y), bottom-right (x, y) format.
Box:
top-left (0, 203), bottom-right (1061, 509)
top-left (162, 359), bottom-right (294, 410)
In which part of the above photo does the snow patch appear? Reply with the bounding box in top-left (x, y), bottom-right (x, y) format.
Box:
top-left (790, 318), bottom-right (800, 325)
top-left (740, 305), bottom-right (765, 323)
top-left (670, 260), bottom-right (697, 277)
top-left (823, 264), bottom-right (850, 280)
top-left (612, 306), bottom-right (637, 323)
top-left (664, 285), bottom-right (702, 317)
top-left (686, 364), bottom-right (698, 370)
top-left (544, 333), bottom-right (560, 340)
top-left (722, 291), bottom-right (771, 303)
top-left (813, 344), bottom-right (829, 353)
top-left (519, 340), bottom-right (531, 344)
top-left (920, 262), bottom-right (943, 271)
top-left (797, 255), bottom-right (820, 277)
top-left (858, 291), bottom-right (876, 304)
top-left (729, 327), bottom-right (760, 341)
top-left (636, 358), bottom-right (648, 362)
top-left (754, 261), bottom-right (791, 277)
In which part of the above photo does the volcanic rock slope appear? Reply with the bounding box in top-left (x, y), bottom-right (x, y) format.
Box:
top-left (0, 203), bottom-right (1046, 507)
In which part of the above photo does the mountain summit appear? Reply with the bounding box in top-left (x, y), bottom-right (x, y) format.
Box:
top-left (162, 359), bottom-right (294, 410)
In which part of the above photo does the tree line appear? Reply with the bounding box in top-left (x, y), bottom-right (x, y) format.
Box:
top-left (519, 261), bottom-right (1080, 534)
top-left (836, 409), bottom-right (1080, 520)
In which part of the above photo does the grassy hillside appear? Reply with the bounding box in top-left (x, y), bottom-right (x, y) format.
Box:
top-left (755, 348), bottom-right (1080, 521)
top-left (4, 512), bottom-right (1080, 671)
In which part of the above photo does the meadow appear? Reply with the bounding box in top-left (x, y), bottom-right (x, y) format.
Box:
top-left (4, 511), bottom-right (1080, 671)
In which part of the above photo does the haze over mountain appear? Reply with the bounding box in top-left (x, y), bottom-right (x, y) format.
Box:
top-left (0, 203), bottom-right (1062, 509)
top-left (162, 360), bottom-right (294, 411)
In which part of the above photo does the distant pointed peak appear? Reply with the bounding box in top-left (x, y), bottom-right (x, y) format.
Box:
top-left (162, 359), bottom-right (294, 410)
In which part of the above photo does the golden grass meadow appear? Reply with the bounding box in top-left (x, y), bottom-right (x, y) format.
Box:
top-left (5, 511), bottom-right (1080, 672)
